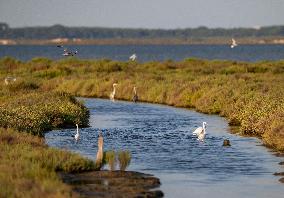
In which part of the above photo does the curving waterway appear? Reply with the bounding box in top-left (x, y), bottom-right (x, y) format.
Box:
top-left (45, 98), bottom-right (284, 198)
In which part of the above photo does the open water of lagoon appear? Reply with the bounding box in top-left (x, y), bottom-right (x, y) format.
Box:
top-left (45, 98), bottom-right (284, 198)
top-left (1, 44), bottom-right (284, 62)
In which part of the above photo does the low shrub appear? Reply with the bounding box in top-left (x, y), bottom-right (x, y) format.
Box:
top-left (117, 150), bottom-right (131, 171)
top-left (0, 128), bottom-right (95, 197)
top-left (104, 150), bottom-right (116, 171)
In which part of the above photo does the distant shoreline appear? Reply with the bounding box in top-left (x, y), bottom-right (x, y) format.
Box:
top-left (1, 37), bottom-right (284, 45)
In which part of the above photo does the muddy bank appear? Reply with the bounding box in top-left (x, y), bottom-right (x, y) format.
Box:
top-left (58, 170), bottom-right (164, 198)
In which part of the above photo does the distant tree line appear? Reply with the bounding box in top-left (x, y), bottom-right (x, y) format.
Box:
top-left (0, 23), bottom-right (284, 39)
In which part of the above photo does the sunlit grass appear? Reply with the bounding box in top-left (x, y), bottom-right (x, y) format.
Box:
top-left (0, 128), bottom-right (95, 198)
top-left (0, 56), bottom-right (283, 196)
top-left (0, 56), bottom-right (283, 150)
top-left (0, 91), bottom-right (89, 136)
top-left (118, 150), bottom-right (131, 171)
top-left (104, 150), bottom-right (116, 171)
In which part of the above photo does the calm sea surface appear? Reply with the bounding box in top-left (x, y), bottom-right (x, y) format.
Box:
top-left (45, 98), bottom-right (284, 198)
top-left (0, 44), bottom-right (284, 62)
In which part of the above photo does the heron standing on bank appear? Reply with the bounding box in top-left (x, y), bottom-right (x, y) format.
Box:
top-left (110, 83), bottom-right (118, 101)
top-left (132, 86), bottom-right (138, 103)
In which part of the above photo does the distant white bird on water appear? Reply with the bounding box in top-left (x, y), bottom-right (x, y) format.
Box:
top-left (57, 45), bottom-right (78, 56)
top-left (192, 122), bottom-right (207, 142)
top-left (63, 49), bottom-right (78, 56)
top-left (74, 124), bottom-right (80, 141)
top-left (109, 83), bottom-right (118, 101)
top-left (129, 54), bottom-right (137, 61)
top-left (230, 38), bottom-right (238, 48)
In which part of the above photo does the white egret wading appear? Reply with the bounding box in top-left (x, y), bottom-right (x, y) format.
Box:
top-left (74, 124), bottom-right (80, 141)
top-left (132, 86), bottom-right (138, 103)
top-left (192, 122), bottom-right (207, 142)
top-left (109, 83), bottom-right (118, 101)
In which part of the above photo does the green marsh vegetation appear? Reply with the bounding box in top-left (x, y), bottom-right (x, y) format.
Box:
top-left (0, 128), bottom-right (95, 198)
top-left (1, 56), bottom-right (282, 150)
top-left (103, 150), bottom-right (132, 171)
top-left (118, 150), bottom-right (132, 171)
top-left (104, 150), bottom-right (116, 171)
top-left (0, 57), bottom-right (98, 197)
top-left (0, 55), bottom-right (283, 195)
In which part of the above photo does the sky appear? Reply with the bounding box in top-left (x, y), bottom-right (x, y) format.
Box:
top-left (0, 0), bottom-right (284, 29)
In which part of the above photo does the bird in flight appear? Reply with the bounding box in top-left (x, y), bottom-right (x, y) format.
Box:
top-left (230, 38), bottom-right (238, 48)
top-left (129, 53), bottom-right (137, 61)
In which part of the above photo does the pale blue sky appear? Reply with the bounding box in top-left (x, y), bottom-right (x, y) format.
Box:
top-left (0, 0), bottom-right (284, 28)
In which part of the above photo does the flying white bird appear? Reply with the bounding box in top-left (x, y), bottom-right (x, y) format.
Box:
top-left (192, 122), bottom-right (207, 142)
top-left (129, 54), bottom-right (137, 61)
top-left (230, 38), bottom-right (238, 48)
top-left (74, 124), bottom-right (80, 141)
top-left (109, 83), bottom-right (118, 101)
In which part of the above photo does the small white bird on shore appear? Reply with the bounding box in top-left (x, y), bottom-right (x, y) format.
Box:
top-left (132, 86), bottom-right (138, 103)
top-left (74, 124), bottom-right (80, 141)
top-left (230, 38), bottom-right (238, 48)
top-left (192, 122), bottom-right (207, 142)
top-left (129, 54), bottom-right (137, 61)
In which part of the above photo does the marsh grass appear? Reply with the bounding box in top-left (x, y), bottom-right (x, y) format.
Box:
top-left (0, 56), bottom-right (283, 196)
top-left (0, 128), bottom-right (95, 198)
top-left (0, 72), bottom-right (94, 197)
top-left (0, 91), bottom-right (89, 136)
top-left (0, 57), bottom-right (283, 151)
top-left (104, 150), bottom-right (116, 171)
top-left (117, 150), bottom-right (131, 171)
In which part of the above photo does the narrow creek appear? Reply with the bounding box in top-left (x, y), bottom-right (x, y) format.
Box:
top-left (45, 98), bottom-right (284, 198)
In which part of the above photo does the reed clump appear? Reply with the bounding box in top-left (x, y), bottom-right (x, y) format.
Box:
top-left (103, 150), bottom-right (131, 171)
top-left (104, 150), bottom-right (116, 171)
top-left (117, 150), bottom-right (131, 171)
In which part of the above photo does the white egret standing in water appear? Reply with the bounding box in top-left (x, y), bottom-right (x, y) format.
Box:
top-left (192, 122), bottom-right (207, 141)
top-left (109, 83), bottom-right (118, 101)
top-left (231, 38), bottom-right (238, 48)
top-left (132, 86), bottom-right (138, 103)
top-left (129, 54), bottom-right (137, 61)
top-left (197, 129), bottom-right (206, 142)
top-left (74, 124), bottom-right (80, 141)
